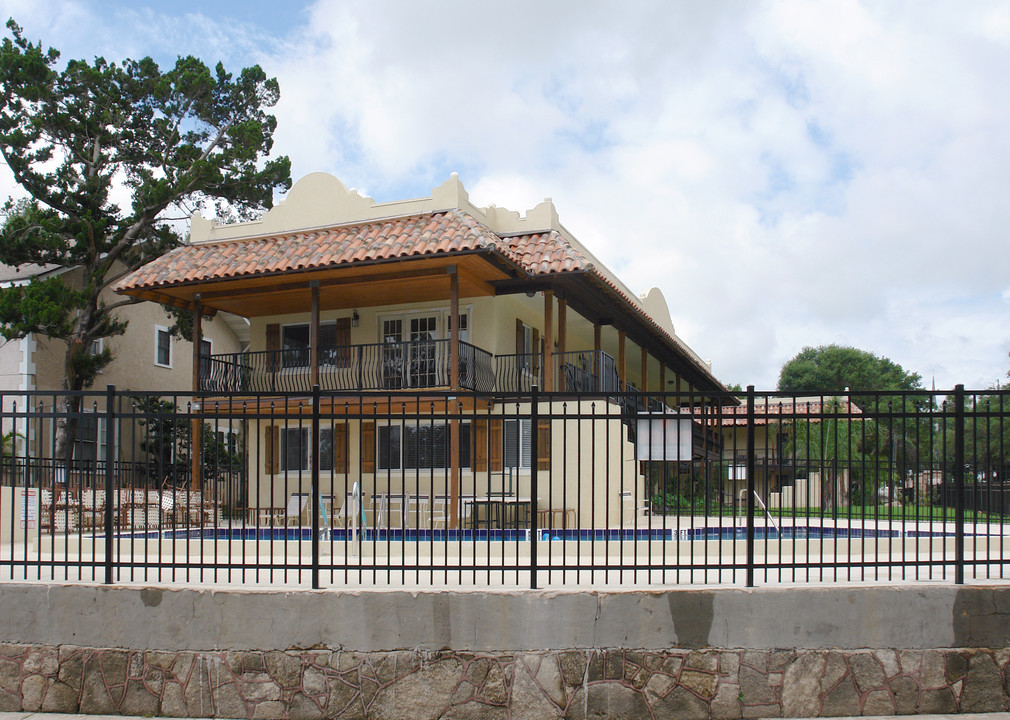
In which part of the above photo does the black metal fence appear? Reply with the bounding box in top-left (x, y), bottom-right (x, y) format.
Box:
top-left (0, 385), bottom-right (1006, 588)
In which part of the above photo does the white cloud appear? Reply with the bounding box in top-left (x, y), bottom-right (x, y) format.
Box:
top-left (2, 0), bottom-right (1008, 391)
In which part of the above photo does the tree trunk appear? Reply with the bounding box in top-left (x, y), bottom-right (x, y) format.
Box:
top-left (53, 332), bottom-right (89, 472)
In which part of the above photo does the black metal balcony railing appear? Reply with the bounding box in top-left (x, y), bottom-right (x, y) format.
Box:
top-left (202, 344), bottom-right (633, 397)
top-left (554, 350), bottom-right (620, 393)
top-left (203, 340), bottom-right (497, 394)
top-left (493, 352), bottom-right (545, 394)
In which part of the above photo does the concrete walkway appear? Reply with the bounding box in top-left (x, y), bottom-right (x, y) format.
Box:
top-left (1, 712), bottom-right (1009, 720)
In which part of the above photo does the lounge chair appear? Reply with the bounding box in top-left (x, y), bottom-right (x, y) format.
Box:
top-left (428, 494), bottom-right (474, 529)
top-left (285, 493), bottom-right (310, 526)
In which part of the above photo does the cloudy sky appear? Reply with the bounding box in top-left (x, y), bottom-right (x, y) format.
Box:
top-left (2, 0), bottom-right (1008, 390)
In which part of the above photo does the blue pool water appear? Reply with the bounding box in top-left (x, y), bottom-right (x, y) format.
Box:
top-left (150, 525), bottom-right (962, 543)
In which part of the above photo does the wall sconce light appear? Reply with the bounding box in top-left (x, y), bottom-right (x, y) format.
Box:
top-left (352, 309), bottom-right (359, 327)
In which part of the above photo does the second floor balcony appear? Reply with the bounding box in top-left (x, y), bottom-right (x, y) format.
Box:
top-left (201, 342), bottom-right (626, 397)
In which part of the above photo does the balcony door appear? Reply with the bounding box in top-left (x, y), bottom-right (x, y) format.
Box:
top-left (381, 319), bottom-right (405, 389)
top-left (408, 315), bottom-right (438, 387)
top-left (381, 313), bottom-right (441, 388)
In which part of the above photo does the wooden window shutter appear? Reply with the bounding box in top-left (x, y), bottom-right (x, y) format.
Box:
top-left (335, 317), bottom-right (351, 368)
top-left (333, 422), bottom-right (348, 474)
top-left (266, 324), bottom-right (280, 351)
top-left (264, 425), bottom-right (279, 475)
top-left (472, 420), bottom-right (488, 471)
top-left (515, 318), bottom-right (523, 355)
top-left (361, 421), bottom-right (376, 473)
top-left (489, 419), bottom-right (503, 472)
top-left (266, 323), bottom-right (281, 373)
top-left (536, 419), bottom-right (551, 471)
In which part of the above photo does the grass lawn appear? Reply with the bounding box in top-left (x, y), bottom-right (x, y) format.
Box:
top-left (660, 505), bottom-right (1004, 523)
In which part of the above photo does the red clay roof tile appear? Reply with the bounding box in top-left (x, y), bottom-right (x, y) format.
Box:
top-left (114, 206), bottom-right (723, 387)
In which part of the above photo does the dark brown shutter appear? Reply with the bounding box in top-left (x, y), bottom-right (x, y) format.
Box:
top-left (266, 323), bottom-right (280, 372)
top-left (472, 420), bottom-right (488, 472)
top-left (264, 425), bottom-right (279, 475)
top-left (266, 324), bottom-right (280, 351)
top-left (515, 318), bottom-right (524, 355)
top-left (333, 422), bottom-right (348, 474)
top-left (335, 317), bottom-right (351, 368)
top-left (536, 419), bottom-right (551, 471)
top-left (489, 419), bottom-right (503, 472)
top-left (361, 421), bottom-right (376, 473)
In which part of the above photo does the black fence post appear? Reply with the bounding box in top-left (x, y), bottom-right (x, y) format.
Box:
top-left (104, 385), bottom-right (116, 585)
top-left (530, 383), bottom-right (539, 590)
top-left (311, 384), bottom-right (321, 590)
top-left (954, 384), bottom-right (965, 585)
top-left (746, 385), bottom-right (756, 588)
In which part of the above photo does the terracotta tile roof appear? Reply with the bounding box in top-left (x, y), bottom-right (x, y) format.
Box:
top-left (503, 231), bottom-right (720, 385)
top-left (117, 209), bottom-right (524, 290)
top-left (718, 397), bottom-right (862, 425)
top-left (504, 230), bottom-right (591, 275)
top-left (114, 206), bottom-right (724, 387)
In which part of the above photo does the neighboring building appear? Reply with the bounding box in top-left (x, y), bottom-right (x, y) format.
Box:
top-left (719, 395), bottom-right (862, 510)
top-left (0, 262), bottom-right (244, 466)
top-left (114, 173), bottom-right (728, 525)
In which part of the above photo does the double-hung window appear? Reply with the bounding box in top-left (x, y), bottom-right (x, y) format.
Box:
top-left (73, 413), bottom-right (107, 463)
top-left (280, 427), bottom-right (308, 472)
top-left (280, 426), bottom-right (337, 472)
top-left (281, 322), bottom-right (342, 368)
top-left (377, 423), bottom-right (471, 471)
top-left (504, 419), bottom-right (532, 469)
top-left (154, 326), bottom-right (172, 368)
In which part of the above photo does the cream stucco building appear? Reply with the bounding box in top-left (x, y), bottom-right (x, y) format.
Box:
top-left (0, 263), bottom-right (242, 465)
top-left (115, 174), bottom-right (729, 528)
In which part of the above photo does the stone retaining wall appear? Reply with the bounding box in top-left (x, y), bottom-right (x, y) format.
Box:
top-left (2, 644), bottom-right (1009, 718)
top-left (1, 582), bottom-right (1009, 718)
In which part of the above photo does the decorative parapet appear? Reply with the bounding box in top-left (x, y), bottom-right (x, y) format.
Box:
top-left (188, 172), bottom-right (568, 245)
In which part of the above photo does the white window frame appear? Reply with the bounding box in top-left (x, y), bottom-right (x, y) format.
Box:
top-left (154, 326), bottom-right (173, 368)
top-left (376, 305), bottom-right (474, 343)
top-left (89, 337), bottom-right (105, 375)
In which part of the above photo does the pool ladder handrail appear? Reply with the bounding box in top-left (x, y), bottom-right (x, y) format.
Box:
top-left (737, 489), bottom-right (782, 534)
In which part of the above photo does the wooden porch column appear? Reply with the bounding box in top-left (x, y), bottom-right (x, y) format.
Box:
top-left (543, 290), bottom-right (554, 391)
top-left (449, 267), bottom-right (459, 391)
top-left (191, 296), bottom-right (203, 492)
top-left (448, 266), bottom-right (460, 529)
top-left (593, 323), bottom-right (601, 391)
top-left (557, 298), bottom-right (567, 390)
top-left (617, 330), bottom-right (626, 388)
top-left (310, 282), bottom-right (320, 388)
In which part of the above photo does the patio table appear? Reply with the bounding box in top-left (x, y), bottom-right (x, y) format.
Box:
top-left (470, 495), bottom-right (532, 530)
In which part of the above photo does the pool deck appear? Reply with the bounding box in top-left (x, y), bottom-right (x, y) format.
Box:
top-left (3, 514), bottom-right (1008, 588)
